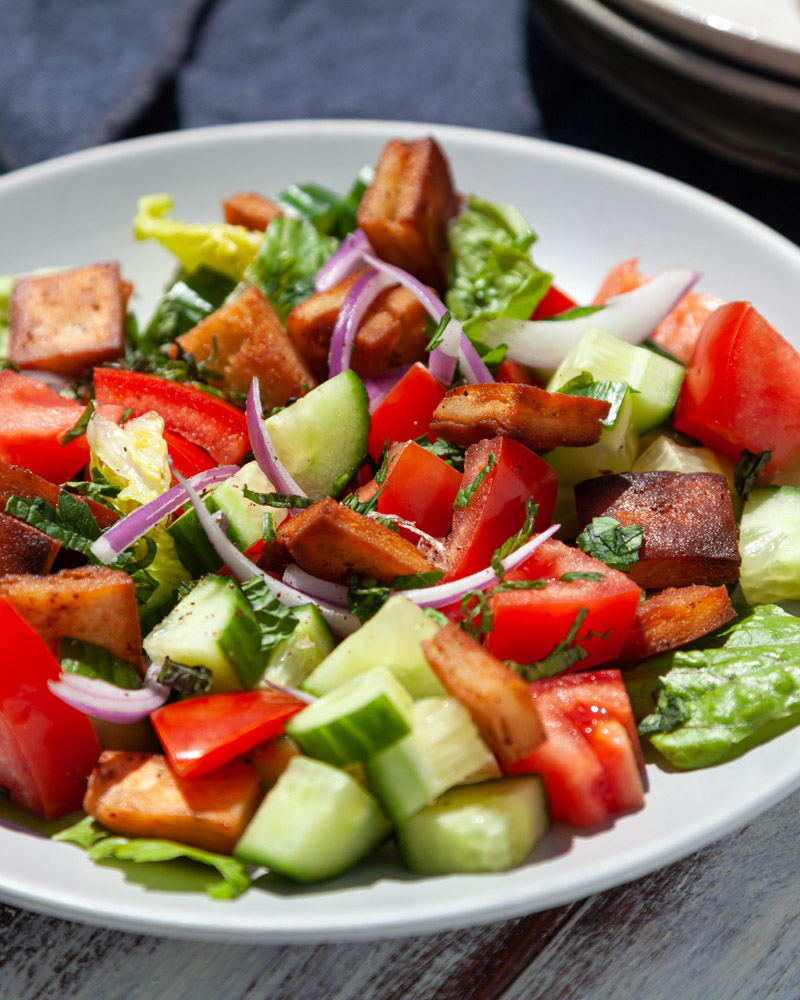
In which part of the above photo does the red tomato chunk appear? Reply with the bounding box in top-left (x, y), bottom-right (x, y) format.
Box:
top-left (367, 362), bottom-right (445, 460)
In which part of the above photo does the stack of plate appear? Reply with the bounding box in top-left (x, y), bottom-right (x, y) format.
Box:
top-left (534, 0), bottom-right (800, 178)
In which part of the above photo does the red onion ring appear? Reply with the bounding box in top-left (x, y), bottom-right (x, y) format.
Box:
top-left (90, 464), bottom-right (239, 564)
top-left (246, 377), bottom-right (307, 497)
top-left (48, 664), bottom-right (169, 723)
top-left (328, 269), bottom-right (395, 377)
top-left (282, 565), bottom-right (349, 608)
top-left (314, 229), bottom-right (374, 292)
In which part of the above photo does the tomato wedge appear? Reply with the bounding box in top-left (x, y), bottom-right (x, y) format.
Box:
top-left (531, 283), bottom-right (578, 319)
top-left (485, 538), bottom-right (642, 668)
top-left (506, 669), bottom-right (645, 828)
top-left (162, 430), bottom-right (217, 479)
top-left (0, 599), bottom-right (100, 818)
top-left (151, 689), bottom-right (306, 779)
top-left (93, 368), bottom-right (249, 465)
top-left (367, 362), bottom-right (445, 460)
top-left (0, 370), bottom-right (89, 483)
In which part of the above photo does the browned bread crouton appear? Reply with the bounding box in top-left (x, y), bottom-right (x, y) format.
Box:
top-left (430, 382), bottom-right (611, 451)
top-left (177, 286), bottom-right (316, 409)
top-left (0, 460), bottom-right (119, 530)
top-left (617, 584), bottom-right (737, 664)
top-left (422, 623), bottom-right (544, 767)
top-left (278, 496), bottom-right (435, 584)
top-left (357, 137), bottom-right (460, 292)
top-left (0, 566), bottom-right (144, 673)
top-left (286, 269), bottom-right (431, 380)
top-left (83, 751), bottom-right (262, 854)
top-left (0, 512), bottom-right (60, 576)
top-left (574, 471), bottom-right (741, 589)
top-left (222, 191), bottom-right (282, 231)
top-left (9, 263), bottom-right (126, 377)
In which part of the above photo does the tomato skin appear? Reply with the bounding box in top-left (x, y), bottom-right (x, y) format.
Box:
top-left (0, 371), bottom-right (89, 483)
top-left (674, 301), bottom-right (800, 473)
top-left (0, 599), bottom-right (100, 818)
top-left (367, 362), bottom-right (445, 460)
top-left (485, 539), bottom-right (642, 668)
top-left (93, 368), bottom-right (249, 466)
top-left (531, 283), bottom-right (578, 319)
top-left (495, 359), bottom-right (542, 386)
top-left (506, 669), bottom-right (645, 828)
top-left (151, 689), bottom-right (305, 780)
top-left (162, 430), bottom-right (217, 480)
top-left (446, 436), bottom-right (558, 581)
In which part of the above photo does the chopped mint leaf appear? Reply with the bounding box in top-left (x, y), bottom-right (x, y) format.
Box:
top-left (158, 658), bottom-right (213, 695)
top-left (393, 570), bottom-right (444, 590)
top-left (262, 511), bottom-right (276, 544)
top-left (453, 452), bottom-right (496, 509)
top-left (576, 515), bottom-right (643, 571)
top-left (347, 576), bottom-right (392, 625)
top-left (242, 487), bottom-right (313, 509)
top-left (638, 690), bottom-right (691, 735)
top-left (516, 606), bottom-right (589, 680)
top-left (560, 571), bottom-right (606, 582)
top-left (543, 304), bottom-right (605, 322)
top-left (557, 374), bottom-right (630, 427)
top-left (491, 498), bottom-right (539, 580)
top-left (241, 576), bottom-right (299, 656)
top-left (62, 400), bottom-right (95, 444)
top-left (426, 311), bottom-right (452, 352)
top-left (412, 435), bottom-right (466, 472)
top-left (5, 493), bottom-right (101, 556)
top-left (423, 607), bottom-right (449, 626)
top-left (735, 448), bottom-right (771, 501)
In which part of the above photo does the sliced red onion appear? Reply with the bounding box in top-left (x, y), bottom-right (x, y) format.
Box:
top-left (363, 364), bottom-right (412, 413)
top-left (458, 331), bottom-right (495, 384)
top-left (480, 267), bottom-right (701, 370)
top-left (90, 464), bottom-right (239, 565)
top-left (361, 251), bottom-right (447, 321)
top-left (314, 229), bottom-right (374, 292)
top-left (398, 523), bottom-right (561, 608)
top-left (171, 462), bottom-right (360, 636)
top-left (428, 315), bottom-right (462, 385)
top-left (259, 677), bottom-right (317, 704)
top-left (328, 269), bottom-right (395, 377)
top-left (48, 667), bottom-right (169, 723)
top-left (282, 565), bottom-right (349, 608)
top-left (246, 377), bottom-right (306, 497)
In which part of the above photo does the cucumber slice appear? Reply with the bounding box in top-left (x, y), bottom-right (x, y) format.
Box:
top-left (365, 697), bottom-right (499, 823)
top-left (258, 604), bottom-right (336, 689)
top-left (548, 328), bottom-right (684, 434)
top-left (543, 385), bottom-right (638, 486)
top-left (263, 369), bottom-right (369, 498)
top-left (740, 486), bottom-right (800, 603)
top-left (397, 776), bottom-right (550, 874)
top-left (168, 462), bottom-right (285, 578)
top-left (287, 665), bottom-right (414, 766)
top-left (143, 574), bottom-right (263, 692)
top-left (234, 756), bottom-right (391, 882)
top-left (302, 594), bottom-right (446, 699)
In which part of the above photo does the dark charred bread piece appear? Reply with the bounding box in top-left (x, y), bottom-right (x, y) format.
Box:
top-left (0, 461), bottom-right (119, 530)
top-left (0, 566), bottom-right (145, 673)
top-left (0, 512), bottom-right (60, 576)
top-left (357, 137), bottom-right (460, 292)
top-left (286, 269), bottom-right (430, 381)
top-left (422, 622), bottom-right (545, 767)
top-left (177, 286), bottom-right (316, 409)
top-left (9, 263), bottom-right (126, 377)
top-left (430, 382), bottom-right (611, 451)
top-left (277, 496), bottom-right (434, 584)
top-left (617, 584), bottom-right (737, 665)
top-left (222, 191), bottom-right (282, 231)
top-left (574, 471), bottom-right (741, 589)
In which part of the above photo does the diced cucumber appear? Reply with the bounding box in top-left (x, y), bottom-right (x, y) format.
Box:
top-left (397, 776), bottom-right (550, 874)
top-left (543, 384), bottom-right (638, 485)
top-left (365, 698), bottom-right (499, 823)
top-left (548, 328), bottom-right (684, 434)
top-left (287, 665), bottom-right (414, 766)
top-left (234, 756), bottom-right (391, 882)
top-left (302, 595), bottom-right (445, 699)
top-left (263, 369), bottom-right (369, 498)
top-left (258, 604), bottom-right (336, 689)
top-left (143, 574), bottom-right (263, 692)
top-left (247, 734), bottom-right (301, 790)
top-left (168, 462), bottom-right (285, 578)
top-left (740, 486), bottom-right (800, 603)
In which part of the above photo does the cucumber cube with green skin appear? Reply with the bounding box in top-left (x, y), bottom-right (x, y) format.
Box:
top-left (287, 665), bottom-right (415, 767)
top-left (258, 604), bottom-right (335, 689)
top-left (168, 461), bottom-right (285, 578)
top-left (397, 776), bottom-right (551, 875)
top-left (143, 574), bottom-right (264, 692)
top-left (263, 369), bottom-right (369, 499)
top-left (740, 486), bottom-right (800, 604)
top-left (302, 594), bottom-right (446, 699)
top-left (234, 756), bottom-right (391, 883)
top-left (548, 328), bottom-right (684, 434)
top-left (543, 385), bottom-right (638, 486)
top-left (365, 698), bottom-right (499, 823)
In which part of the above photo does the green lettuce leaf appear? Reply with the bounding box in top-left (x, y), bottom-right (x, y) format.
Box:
top-left (133, 195), bottom-right (263, 282)
top-left (59, 637), bottom-right (142, 689)
top-left (446, 195), bottom-right (551, 338)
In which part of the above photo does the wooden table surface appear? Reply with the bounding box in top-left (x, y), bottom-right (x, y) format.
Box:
top-left (2, 785), bottom-right (798, 1000)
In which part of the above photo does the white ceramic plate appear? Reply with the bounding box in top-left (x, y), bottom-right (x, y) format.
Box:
top-left (611, 0), bottom-right (800, 82)
top-left (538, 0), bottom-right (800, 178)
top-left (2, 120), bottom-right (800, 943)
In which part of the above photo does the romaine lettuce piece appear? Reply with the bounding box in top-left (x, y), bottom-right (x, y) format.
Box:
top-left (87, 411), bottom-right (171, 510)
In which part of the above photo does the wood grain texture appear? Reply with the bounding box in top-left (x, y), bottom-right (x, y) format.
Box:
top-left (2, 790), bottom-right (800, 1000)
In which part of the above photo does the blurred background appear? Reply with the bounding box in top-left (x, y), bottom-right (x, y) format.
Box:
top-left (1, 0), bottom-right (798, 243)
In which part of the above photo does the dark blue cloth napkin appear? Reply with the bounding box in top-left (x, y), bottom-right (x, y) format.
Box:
top-left (0, 0), bottom-right (798, 245)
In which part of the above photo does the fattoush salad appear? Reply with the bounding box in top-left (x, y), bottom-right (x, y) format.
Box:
top-left (0, 136), bottom-right (799, 899)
